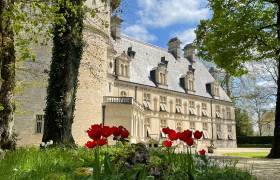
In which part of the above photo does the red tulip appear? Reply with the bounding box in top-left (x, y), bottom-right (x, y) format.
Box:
top-left (168, 130), bottom-right (178, 141)
top-left (120, 129), bottom-right (129, 138)
top-left (199, 149), bottom-right (206, 156)
top-left (177, 132), bottom-right (184, 141)
top-left (185, 138), bottom-right (194, 146)
top-left (183, 130), bottom-right (193, 138)
top-left (87, 124), bottom-right (102, 140)
top-left (163, 140), bottom-right (172, 147)
top-left (85, 141), bottom-right (97, 148)
top-left (194, 130), bottom-right (203, 140)
top-left (101, 126), bottom-right (113, 138)
top-left (162, 127), bottom-right (171, 134)
top-left (112, 126), bottom-right (121, 137)
top-left (97, 138), bottom-right (108, 146)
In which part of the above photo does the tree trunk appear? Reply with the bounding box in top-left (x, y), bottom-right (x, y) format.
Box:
top-left (268, 2), bottom-right (280, 158)
top-left (0, 0), bottom-right (16, 150)
top-left (42, 0), bottom-right (84, 146)
top-left (225, 73), bottom-right (232, 98)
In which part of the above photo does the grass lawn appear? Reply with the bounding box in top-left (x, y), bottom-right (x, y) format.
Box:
top-left (0, 146), bottom-right (254, 180)
top-left (223, 152), bottom-right (269, 158)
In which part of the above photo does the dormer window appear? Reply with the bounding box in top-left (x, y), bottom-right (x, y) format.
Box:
top-left (180, 71), bottom-right (195, 92)
top-left (159, 72), bottom-right (167, 85)
top-left (206, 81), bottom-right (220, 97)
top-left (116, 52), bottom-right (130, 78)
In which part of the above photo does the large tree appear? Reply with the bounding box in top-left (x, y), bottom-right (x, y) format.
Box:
top-left (42, 0), bottom-right (85, 145)
top-left (0, 0), bottom-right (16, 150)
top-left (195, 0), bottom-right (280, 157)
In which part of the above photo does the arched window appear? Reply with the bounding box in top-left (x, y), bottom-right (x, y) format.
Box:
top-left (124, 65), bottom-right (128, 77)
top-left (120, 91), bottom-right (127, 97)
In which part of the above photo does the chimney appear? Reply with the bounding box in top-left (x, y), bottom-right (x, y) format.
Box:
top-left (111, 16), bottom-right (123, 40)
top-left (168, 37), bottom-right (181, 59)
top-left (184, 43), bottom-right (195, 63)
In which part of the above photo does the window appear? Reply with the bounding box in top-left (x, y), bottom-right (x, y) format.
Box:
top-left (124, 65), bottom-right (128, 77)
top-left (202, 103), bottom-right (208, 117)
top-left (202, 123), bottom-right (209, 139)
top-left (188, 79), bottom-right (194, 91)
top-left (35, 115), bottom-right (44, 133)
top-left (189, 101), bottom-right (196, 115)
top-left (159, 72), bottom-right (167, 85)
top-left (175, 99), bottom-right (182, 114)
top-left (215, 105), bottom-right (222, 118)
top-left (227, 125), bottom-right (232, 133)
top-left (144, 118), bottom-right (151, 138)
top-left (214, 85), bottom-right (219, 97)
top-left (190, 122), bottom-right (195, 130)
top-left (187, 72), bottom-right (194, 91)
top-left (203, 123), bottom-right (208, 130)
top-left (176, 121), bottom-right (183, 132)
top-left (226, 107), bottom-right (231, 119)
top-left (121, 64), bottom-right (124, 76)
top-left (143, 93), bottom-right (151, 110)
top-left (108, 83), bottom-right (112, 93)
top-left (159, 96), bottom-right (167, 112)
top-left (216, 124), bottom-right (222, 140)
top-left (120, 91), bottom-right (127, 97)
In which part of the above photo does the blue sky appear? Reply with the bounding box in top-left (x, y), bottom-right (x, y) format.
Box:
top-left (120, 0), bottom-right (210, 48)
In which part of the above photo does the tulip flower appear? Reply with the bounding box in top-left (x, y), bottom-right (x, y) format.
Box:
top-left (194, 130), bottom-right (203, 140)
top-left (163, 140), bottom-right (172, 148)
top-left (199, 149), bottom-right (206, 156)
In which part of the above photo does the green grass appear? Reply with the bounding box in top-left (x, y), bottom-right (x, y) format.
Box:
top-left (0, 146), bottom-right (254, 180)
top-left (223, 152), bottom-right (269, 158)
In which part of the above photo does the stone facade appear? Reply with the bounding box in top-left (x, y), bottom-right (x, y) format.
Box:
top-left (14, 0), bottom-right (236, 148)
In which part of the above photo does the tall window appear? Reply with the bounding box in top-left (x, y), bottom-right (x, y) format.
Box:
top-left (143, 93), bottom-right (151, 110)
top-left (214, 85), bottom-right (219, 96)
top-left (189, 101), bottom-right (196, 115)
top-left (188, 79), bottom-right (194, 91)
top-left (215, 105), bottom-right (222, 118)
top-left (159, 96), bottom-right (167, 112)
top-left (187, 72), bottom-right (194, 91)
top-left (202, 123), bottom-right (209, 139)
top-left (202, 103), bottom-right (208, 117)
top-left (120, 91), bottom-right (127, 97)
top-left (227, 125), bottom-right (233, 140)
top-left (226, 107), bottom-right (231, 119)
top-left (190, 122), bottom-right (195, 130)
top-left (175, 99), bottom-right (182, 114)
top-left (159, 72), bottom-right (167, 85)
top-left (144, 118), bottom-right (151, 138)
top-left (35, 115), bottom-right (44, 133)
top-left (176, 121), bottom-right (183, 132)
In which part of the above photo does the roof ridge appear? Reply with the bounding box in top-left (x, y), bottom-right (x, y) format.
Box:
top-left (121, 34), bottom-right (168, 52)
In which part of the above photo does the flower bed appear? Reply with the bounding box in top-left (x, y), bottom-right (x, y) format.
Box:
top-left (0, 124), bottom-right (253, 179)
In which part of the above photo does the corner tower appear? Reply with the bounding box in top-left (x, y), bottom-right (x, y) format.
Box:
top-left (73, 0), bottom-right (113, 144)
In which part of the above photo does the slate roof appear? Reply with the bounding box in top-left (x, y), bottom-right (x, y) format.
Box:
top-left (113, 35), bottom-right (232, 102)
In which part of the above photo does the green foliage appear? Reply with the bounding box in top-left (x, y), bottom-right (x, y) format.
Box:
top-left (235, 108), bottom-right (254, 136)
top-left (195, 0), bottom-right (277, 76)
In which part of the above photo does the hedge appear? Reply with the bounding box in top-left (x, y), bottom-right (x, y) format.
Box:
top-left (237, 136), bottom-right (273, 145)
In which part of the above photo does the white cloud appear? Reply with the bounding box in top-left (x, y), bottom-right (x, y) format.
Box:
top-left (137, 0), bottom-right (209, 28)
top-left (174, 28), bottom-right (196, 45)
top-left (123, 24), bottom-right (157, 42)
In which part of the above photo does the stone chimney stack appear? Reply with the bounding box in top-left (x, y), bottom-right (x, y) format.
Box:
top-left (111, 16), bottom-right (123, 40)
top-left (184, 43), bottom-right (195, 63)
top-left (168, 37), bottom-right (182, 59)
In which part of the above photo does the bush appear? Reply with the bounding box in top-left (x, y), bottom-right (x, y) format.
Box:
top-left (237, 136), bottom-right (273, 145)
top-left (237, 144), bottom-right (272, 148)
